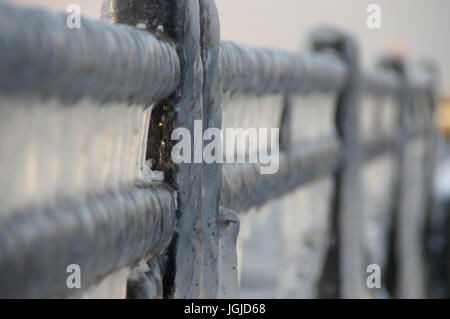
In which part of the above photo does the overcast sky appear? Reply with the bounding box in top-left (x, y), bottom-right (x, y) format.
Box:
top-left (9, 0), bottom-right (450, 95)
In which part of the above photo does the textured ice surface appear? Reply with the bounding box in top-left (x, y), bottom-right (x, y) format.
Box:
top-left (238, 92), bottom-right (337, 298)
top-left (221, 93), bottom-right (283, 161)
top-left (0, 97), bottom-right (152, 214)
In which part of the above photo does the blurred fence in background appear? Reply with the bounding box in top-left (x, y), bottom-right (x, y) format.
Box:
top-left (0, 0), bottom-right (441, 298)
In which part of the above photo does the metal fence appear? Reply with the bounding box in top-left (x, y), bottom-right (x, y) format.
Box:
top-left (0, 1), bottom-right (438, 298)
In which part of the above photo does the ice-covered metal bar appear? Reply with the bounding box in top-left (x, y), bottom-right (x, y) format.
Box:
top-left (363, 68), bottom-right (402, 96)
top-left (0, 2), bottom-right (180, 105)
top-left (220, 41), bottom-right (348, 95)
top-left (220, 137), bottom-right (340, 212)
top-left (0, 1), bottom-right (179, 298)
top-left (0, 182), bottom-right (176, 298)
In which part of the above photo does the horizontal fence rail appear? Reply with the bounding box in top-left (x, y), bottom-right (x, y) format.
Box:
top-left (0, 183), bottom-right (175, 298)
top-left (0, 0), bottom-right (440, 299)
top-left (221, 137), bottom-right (341, 212)
top-left (0, 3), bottom-right (180, 105)
top-left (220, 41), bottom-right (348, 94)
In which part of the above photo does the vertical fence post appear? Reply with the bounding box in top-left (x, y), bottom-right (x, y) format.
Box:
top-left (102, 0), bottom-right (196, 298)
top-left (310, 28), bottom-right (365, 298)
top-left (101, 0), bottom-right (184, 299)
top-left (417, 62), bottom-right (439, 297)
top-left (217, 207), bottom-right (240, 298)
top-left (199, 0), bottom-right (223, 298)
top-left (377, 56), bottom-right (407, 298)
top-left (379, 56), bottom-right (428, 298)
top-left (149, 0), bottom-right (205, 299)
top-left (102, 0), bottom-right (223, 299)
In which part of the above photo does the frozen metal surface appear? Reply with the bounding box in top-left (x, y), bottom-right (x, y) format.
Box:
top-left (236, 90), bottom-right (337, 298)
top-left (238, 203), bottom-right (282, 298)
top-left (0, 181), bottom-right (176, 298)
top-left (277, 177), bottom-right (334, 298)
top-left (220, 41), bottom-right (348, 95)
top-left (199, 0), bottom-right (223, 298)
top-left (0, 0), bottom-right (439, 300)
top-left (221, 93), bottom-right (284, 160)
top-left (80, 268), bottom-right (130, 299)
top-left (0, 1), bottom-right (179, 299)
top-left (359, 94), bottom-right (399, 297)
top-left (397, 137), bottom-right (427, 298)
top-left (310, 28), bottom-right (366, 299)
top-left (360, 154), bottom-right (396, 297)
top-left (289, 93), bottom-right (337, 145)
top-left (273, 92), bottom-right (337, 298)
top-left (359, 96), bottom-right (398, 139)
top-left (221, 137), bottom-right (340, 212)
top-left (0, 2), bottom-right (180, 106)
top-left (217, 208), bottom-right (240, 298)
top-left (99, 0), bottom-right (226, 299)
top-left (0, 97), bottom-right (153, 214)
top-left (162, 0), bottom-right (204, 299)
top-left (363, 69), bottom-right (401, 96)
top-left (102, 0), bottom-right (213, 299)
top-left (238, 179), bottom-right (334, 299)
top-left (126, 258), bottom-right (165, 299)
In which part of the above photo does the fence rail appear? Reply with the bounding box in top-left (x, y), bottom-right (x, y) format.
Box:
top-left (0, 1), bottom-right (439, 299)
